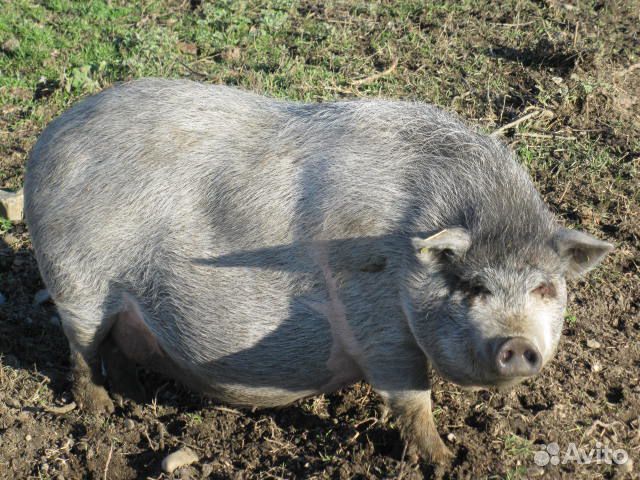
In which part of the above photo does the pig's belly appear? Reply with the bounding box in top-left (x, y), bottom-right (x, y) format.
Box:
top-left (136, 266), bottom-right (364, 407)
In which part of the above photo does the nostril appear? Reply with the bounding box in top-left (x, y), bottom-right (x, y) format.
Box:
top-left (500, 348), bottom-right (514, 365)
top-left (523, 348), bottom-right (538, 366)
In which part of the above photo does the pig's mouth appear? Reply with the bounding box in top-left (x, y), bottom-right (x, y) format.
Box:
top-left (456, 378), bottom-right (522, 392)
top-left (433, 366), bottom-right (533, 391)
top-left (481, 377), bottom-right (529, 391)
top-left (426, 344), bottom-right (546, 391)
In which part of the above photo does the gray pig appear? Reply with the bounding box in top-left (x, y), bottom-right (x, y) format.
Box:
top-left (24, 78), bottom-right (612, 462)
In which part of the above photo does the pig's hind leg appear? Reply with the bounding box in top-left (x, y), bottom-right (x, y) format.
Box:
top-left (100, 294), bottom-right (177, 404)
top-left (99, 334), bottom-right (146, 405)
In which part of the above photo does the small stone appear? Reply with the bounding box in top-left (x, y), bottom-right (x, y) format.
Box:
top-left (124, 418), bottom-right (135, 430)
top-left (25, 434), bottom-right (32, 442)
top-left (161, 447), bottom-right (199, 473)
top-left (527, 466), bottom-right (545, 477)
top-left (591, 361), bottom-right (602, 373)
top-left (618, 457), bottom-right (633, 473)
top-left (586, 339), bottom-right (601, 349)
top-left (446, 433), bottom-right (456, 443)
top-left (0, 188), bottom-right (24, 221)
top-left (34, 289), bottom-right (51, 306)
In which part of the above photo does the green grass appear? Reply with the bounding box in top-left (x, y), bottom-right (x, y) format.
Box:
top-left (0, 216), bottom-right (12, 233)
top-left (503, 434), bottom-right (534, 458)
top-left (1, 1), bottom-right (636, 196)
top-left (185, 412), bottom-right (204, 426)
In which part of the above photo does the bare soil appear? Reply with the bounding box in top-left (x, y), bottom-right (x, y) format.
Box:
top-left (0, 1), bottom-right (638, 479)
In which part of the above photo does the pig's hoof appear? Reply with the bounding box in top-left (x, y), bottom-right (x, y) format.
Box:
top-left (124, 382), bottom-right (146, 404)
top-left (425, 439), bottom-right (453, 465)
top-left (110, 374), bottom-right (146, 405)
top-left (408, 435), bottom-right (453, 465)
top-left (73, 383), bottom-right (115, 414)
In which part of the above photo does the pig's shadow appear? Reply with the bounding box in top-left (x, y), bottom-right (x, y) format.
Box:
top-left (122, 233), bottom-right (424, 476)
top-left (179, 234), bottom-right (398, 393)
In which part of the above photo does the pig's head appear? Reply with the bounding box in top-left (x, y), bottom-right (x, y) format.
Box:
top-left (402, 227), bottom-right (612, 389)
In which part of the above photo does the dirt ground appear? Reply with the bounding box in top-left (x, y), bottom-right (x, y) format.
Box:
top-left (1, 1), bottom-right (639, 479)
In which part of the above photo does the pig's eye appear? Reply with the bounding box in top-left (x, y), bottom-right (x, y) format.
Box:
top-left (470, 284), bottom-right (491, 297)
top-left (531, 282), bottom-right (556, 298)
top-left (461, 281), bottom-right (491, 298)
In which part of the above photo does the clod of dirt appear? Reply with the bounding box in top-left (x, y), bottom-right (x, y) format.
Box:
top-left (177, 42), bottom-right (198, 55)
top-left (3, 233), bottom-right (19, 246)
top-left (0, 188), bottom-right (24, 221)
top-left (161, 447), bottom-right (198, 473)
top-left (1, 38), bottom-right (19, 53)
top-left (586, 339), bottom-right (601, 349)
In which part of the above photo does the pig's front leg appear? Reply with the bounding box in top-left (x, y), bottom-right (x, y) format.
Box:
top-left (367, 353), bottom-right (452, 464)
top-left (387, 387), bottom-right (452, 464)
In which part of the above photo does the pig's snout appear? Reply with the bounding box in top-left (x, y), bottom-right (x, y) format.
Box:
top-left (494, 337), bottom-right (542, 378)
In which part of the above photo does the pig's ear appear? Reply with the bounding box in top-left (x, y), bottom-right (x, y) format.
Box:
top-left (412, 228), bottom-right (471, 263)
top-left (552, 228), bottom-right (613, 278)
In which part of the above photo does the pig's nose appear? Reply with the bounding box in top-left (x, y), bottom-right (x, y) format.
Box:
top-left (495, 337), bottom-right (541, 377)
